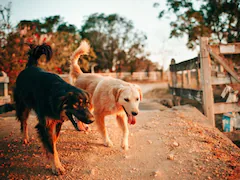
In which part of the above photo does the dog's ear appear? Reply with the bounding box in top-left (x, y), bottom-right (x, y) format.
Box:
top-left (59, 95), bottom-right (68, 106)
top-left (59, 92), bottom-right (74, 104)
top-left (113, 87), bottom-right (123, 102)
top-left (84, 90), bottom-right (91, 100)
top-left (138, 88), bottom-right (143, 101)
top-left (133, 84), bottom-right (143, 101)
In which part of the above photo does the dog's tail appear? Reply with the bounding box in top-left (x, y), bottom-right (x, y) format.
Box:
top-left (70, 40), bottom-right (90, 84)
top-left (26, 43), bottom-right (53, 68)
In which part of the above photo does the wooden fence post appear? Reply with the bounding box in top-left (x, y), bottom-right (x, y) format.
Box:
top-left (200, 37), bottom-right (215, 126)
top-left (181, 71), bottom-right (185, 88)
top-left (171, 58), bottom-right (181, 106)
top-left (196, 55), bottom-right (201, 89)
top-left (170, 58), bottom-right (177, 87)
top-left (187, 70), bottom-right (191, 86)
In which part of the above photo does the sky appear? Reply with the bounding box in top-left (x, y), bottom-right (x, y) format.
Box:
top-left (1, 0), bottom-right (198, 69)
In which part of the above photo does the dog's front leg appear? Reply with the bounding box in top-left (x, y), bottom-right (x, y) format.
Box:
top-left (37, 120), bottom-right (65, 175)
top-left (95, 113), bottom-right (113, 147)
top-left (48, 121), bottom-right (65, 175)
top-left (116, 113), bottom-right (129, 150)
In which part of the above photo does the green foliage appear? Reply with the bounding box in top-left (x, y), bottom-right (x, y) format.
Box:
top-left (42, 15), bottom-right (62, 33)
top-left (80, 13), bottom-right (147, 72)
top-left (154, 0), bottom-right (240, 49)
top-left (57, 23), bottom-right (77, 33)
top-left (1, 2), bottom-right (156, 91)
top-left (18, 15), bottom-right (62, 33)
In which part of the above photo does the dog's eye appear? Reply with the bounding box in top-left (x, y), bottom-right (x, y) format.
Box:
top-left (136, 98), bottom-right (139, 101)
top-left (124, 98), bottom-right (129, 102)
top-left (73, 102), bottom-right (80, 109)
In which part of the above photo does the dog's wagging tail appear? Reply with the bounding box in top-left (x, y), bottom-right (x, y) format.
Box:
top-left (14, 43), bottom-right (94, 175)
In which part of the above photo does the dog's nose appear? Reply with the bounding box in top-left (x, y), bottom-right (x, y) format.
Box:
top-left (132, 112), bottom-right (138, 116)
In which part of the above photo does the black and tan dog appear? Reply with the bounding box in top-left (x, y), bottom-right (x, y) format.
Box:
top-left (14, 44), bottom-right (94, 175)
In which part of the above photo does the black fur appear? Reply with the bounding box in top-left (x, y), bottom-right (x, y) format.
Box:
top-left (14, 44), bottom-right (94, 174)
top-left (35, 123), bottom-right (53, 153)
top-left (26, 43), bottom-right (52, 67)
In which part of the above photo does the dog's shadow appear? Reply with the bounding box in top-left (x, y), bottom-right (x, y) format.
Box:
top-left (1, 126), bottom-right (110, 178)
top-left (58, 136), bottom-right (105, 151)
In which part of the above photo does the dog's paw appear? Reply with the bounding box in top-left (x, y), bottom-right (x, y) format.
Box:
top-left (52, 165), bottom-right (65, 175)
top-left (23, 138), bottom-right (29, 144)
top-left (121, 143), bottom-right (129, 150)
top-left (104, 140), bottom-right (113, 147)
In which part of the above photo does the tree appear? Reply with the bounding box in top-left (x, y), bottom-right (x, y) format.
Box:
top-left (18, 15), bottom-right (62, 34)
top-left (154, 0), bottom-right (240, 49)
top-left (0, 2), bottom-right (25, 88)
top-left (42, 15), bottom-right (62, 33)
top-left (0, 2), bottom-right (12, 47)
top-left (0, 10), bottom-right (96, 90)
top-left (80, 13), bottom-right (147, 72)
top-left (57, 23), bottom-right (77, 33)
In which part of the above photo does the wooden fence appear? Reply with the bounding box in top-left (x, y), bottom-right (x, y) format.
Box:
top-left (60, 71), bottom-right (165, 83)
top-left (169, 37), bottom-right (240, 127)
top-left (0, 71), bottom-right (11, 105)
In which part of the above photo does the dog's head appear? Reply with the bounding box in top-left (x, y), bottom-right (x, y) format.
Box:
top-left (113, 84), bottom-right (142, 125)
top-left (60, 90), bottom-right (94, 131)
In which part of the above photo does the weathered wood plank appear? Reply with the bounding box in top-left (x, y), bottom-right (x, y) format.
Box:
top-left (208, 47), bottom-right (240, 83)
top-left (187, 70), bottom-right (191, 85)
top-left (211, 43), bottom-right (240, 54)
top-left (197, 69), bottom-right (201, 88)
top-left (170, 57), bottom-right (199, 72)
top-left (0, 77), bottom-right (9, 83)
top-left (170, 59), bottom-right (177, 87)
top-left (4, 83), bottom-right (8, 97)
top-left (182, 71), bottom-right (185, 88)
top-left (169, 87), bottom-right (202, 103)
top-left (214, 102), bottom-right (240, 114)
top-left (0, 96), bottom-right (11, 105)
top-left (220, 43), bottom-right (240, 54)
top-left (200, 37), bottom-right (215, 126)
top-left (211, 76), bottom-right (238, 85)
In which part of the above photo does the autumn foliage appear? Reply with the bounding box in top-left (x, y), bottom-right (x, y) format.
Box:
top-left (0, 3), bottom-right (158, 92)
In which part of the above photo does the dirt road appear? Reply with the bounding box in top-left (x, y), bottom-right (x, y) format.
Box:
top-left (0, 83), bottom-right (240, 180)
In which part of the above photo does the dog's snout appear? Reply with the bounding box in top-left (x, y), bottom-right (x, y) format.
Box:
top-left (131, 112), bottom-right (138, 116)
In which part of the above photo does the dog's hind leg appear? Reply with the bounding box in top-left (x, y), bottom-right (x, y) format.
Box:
top-left (116, 113), bottom-right (129, 150)
top-left (95, 113), bottom-right (113, 147)
top-left (15, 104), bottom-right (31, 144)
top-left (36, 119), bottom-right (65, 175)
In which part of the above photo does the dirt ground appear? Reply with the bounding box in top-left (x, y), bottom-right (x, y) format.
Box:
top-left (0, 82), bottom-right (240, 180)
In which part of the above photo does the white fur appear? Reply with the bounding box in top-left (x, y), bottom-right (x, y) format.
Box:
top-left (71, 40), bottom-right (90, 65)
top-left (70, 41), bottom-right (143, 150)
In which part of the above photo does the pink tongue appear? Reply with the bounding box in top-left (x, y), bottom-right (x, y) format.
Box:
top-left (128, 115), bottom-right (136, 125)
top-left (77, 121), bottom-right (88, 131)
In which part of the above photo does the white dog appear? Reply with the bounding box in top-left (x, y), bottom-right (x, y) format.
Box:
top-left (69, 40), bottom-right (142, 150)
